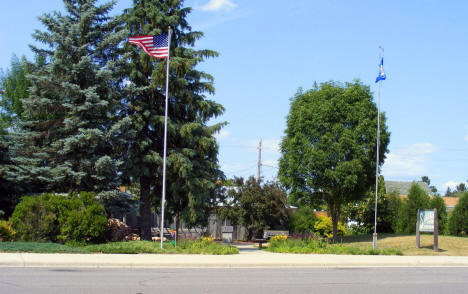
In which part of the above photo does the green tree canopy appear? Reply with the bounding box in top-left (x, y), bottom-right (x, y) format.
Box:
top-left (343, 176), bottom-right (401, 234)
top-left (120, 0), bottom-right (225, 240)
top-left (219, 177), bottom-right (288, 240)
top-left (6, 0), bottom-right (127, 193)
top-left (396, 183), bottom-right (431, 233)
top-left (448, 192), bottom-right (468, 236)
top-left (430, 195), bottom-right (447, 234)
top-left (279, 81), bottom-right (390, 241)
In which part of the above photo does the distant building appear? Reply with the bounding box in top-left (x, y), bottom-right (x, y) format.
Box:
top-left (442, 197), bottom-right (459, 212)
top-left (385, 181), bottom-right (459, 213)
top-left (385, 181), bottom-right (433, 197)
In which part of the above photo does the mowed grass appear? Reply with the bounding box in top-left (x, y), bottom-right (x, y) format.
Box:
top-left (0, 242), bottom-right (88, 253)
top-left (0, 240), bottom-right (239, 255)
top-left (339, 234), bottom-right (468, 256)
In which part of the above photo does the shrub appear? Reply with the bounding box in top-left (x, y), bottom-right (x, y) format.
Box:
top-left (448, 192), bottom-right (468, 236)
top-left (270, 234), bottom-right (288, 241)
top-left (0, 220), bottom-right (15, 241)
top-left (10, 194), bottom-right (61, 242)
top-left (288, 206), bottom-right (317, 233)
top-left (314, 215), bottom-right (346, 238)
top-left (10, 192), bottom-right (108, 244)
top-left (201, 235), bottom-right (215, 243)
top-left (107, 218), bottom-right (134, 242)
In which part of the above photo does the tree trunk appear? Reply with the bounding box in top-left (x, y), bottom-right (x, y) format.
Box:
top-left (139, 176), bottom-right (152, 241)
top-left (329, 201), bottom-right (341, 243)
top-left (175, 210), bottom-right (180, 243)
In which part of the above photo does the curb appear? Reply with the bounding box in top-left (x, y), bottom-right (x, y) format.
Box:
top-left (2, 252), bottom-right (468, 268)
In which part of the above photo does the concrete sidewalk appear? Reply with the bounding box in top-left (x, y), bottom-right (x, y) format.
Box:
top-left (2, 245), bottom-right (468, 268)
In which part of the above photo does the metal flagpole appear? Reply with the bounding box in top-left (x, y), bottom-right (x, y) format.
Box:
top-left (373, 46), bottom-right (383, 250)
top-left (160, 27), bottom-right (172, 249)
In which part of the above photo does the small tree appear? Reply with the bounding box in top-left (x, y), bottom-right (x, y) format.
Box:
top-left (448, 192), bottom-right (468, 236)
top-left (221, 177), bottom-right (288, 240)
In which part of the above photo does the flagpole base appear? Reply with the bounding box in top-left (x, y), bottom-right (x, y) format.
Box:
top-left (373, 233), bottom-right (378, 250)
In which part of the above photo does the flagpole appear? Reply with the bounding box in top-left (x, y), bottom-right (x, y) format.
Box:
top-left (373, 46), bottom-right (383, 250)
top-left (160, 27), bottom-right (172, 249)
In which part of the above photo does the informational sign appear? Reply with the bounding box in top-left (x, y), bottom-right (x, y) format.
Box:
top-left (416, 208), bottom-right (438, 251)
top-left (418, 210), bottom-right (435, 232)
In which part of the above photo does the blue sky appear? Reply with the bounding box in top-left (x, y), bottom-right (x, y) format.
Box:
top-left (1, 0), bottom-right (467, 194)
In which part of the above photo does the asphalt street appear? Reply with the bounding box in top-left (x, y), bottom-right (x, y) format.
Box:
top-left (1, 267), bottom-right (468, 294)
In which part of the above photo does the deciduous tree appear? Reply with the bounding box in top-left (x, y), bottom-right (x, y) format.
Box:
top-left (279, 81), bottom-right (390, 241)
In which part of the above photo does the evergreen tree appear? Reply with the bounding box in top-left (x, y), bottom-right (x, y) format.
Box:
top-left (429, 195), bottom-right (447, 234)
top-left (396, 183), bottom-right (431, 233)
top-left (448, 192), bottom-right (468, 236)
top-left (121, 0), bottom-right (225, 240)
top-left (6, 0), bottom-right (127, 193)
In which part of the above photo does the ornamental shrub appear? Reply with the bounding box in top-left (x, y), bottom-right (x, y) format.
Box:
top-left (10, 192), bottom-right (107, 244)
top-left (313, 215), bottom-right (346, 238)
top-left (0, 220), bottom-right (15, 241)
top-left (10, 194), bottom-right (61, 242)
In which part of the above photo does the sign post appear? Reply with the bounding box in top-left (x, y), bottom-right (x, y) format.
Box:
top-left (416, 208), bottom-right (438, 251)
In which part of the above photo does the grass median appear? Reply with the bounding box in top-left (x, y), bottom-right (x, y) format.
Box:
top-left (265, 238), bottom-right (403, 255)
top-left (0, 240), bottom-right (239, 255)
top-left (265, 234), bottom-right (468, 256)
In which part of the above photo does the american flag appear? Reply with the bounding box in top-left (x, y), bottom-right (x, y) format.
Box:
top-left (129, 33), bottom-right (169, 59)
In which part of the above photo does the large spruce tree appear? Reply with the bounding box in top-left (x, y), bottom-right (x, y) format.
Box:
top-left (6, 0), bottom-right (127, 193)
top-left (121, 0), bottom-right (225, 240)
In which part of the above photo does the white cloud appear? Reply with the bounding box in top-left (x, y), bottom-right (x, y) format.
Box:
top-left (464, 134), bottom-right (468, 142)
top-left (214, 129), bottom-right (229, 139)
top-left (381, 143), bottom-right (437, 178)
top-left (201, 0), bottom-right (237, 12)
top-left (442, 181), bottom-right (460, 191)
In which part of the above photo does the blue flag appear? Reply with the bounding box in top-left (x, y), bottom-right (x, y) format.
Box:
top-left (375, 57), bottom-right (386, 83)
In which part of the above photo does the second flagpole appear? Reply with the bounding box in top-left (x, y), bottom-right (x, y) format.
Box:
top-left (373, 46), bottom-right (384, 250)
top-left (160, 27), bottom-right (172, 249)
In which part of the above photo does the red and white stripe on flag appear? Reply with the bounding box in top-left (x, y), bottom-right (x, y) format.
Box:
top-left (129, 34), bottom-right (169, 59)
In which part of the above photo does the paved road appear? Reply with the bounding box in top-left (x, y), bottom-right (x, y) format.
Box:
top-left (1, 267), bottom-right (467, 294)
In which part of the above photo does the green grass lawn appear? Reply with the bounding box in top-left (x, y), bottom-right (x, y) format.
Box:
top-left (265, 234), bottom-right (468, 256)
top-left (0, 240), bottom-right (239, 255)
top-left (338, 234), bottom-right (468, 256)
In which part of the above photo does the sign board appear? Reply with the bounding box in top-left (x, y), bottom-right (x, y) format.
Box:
top-left (418, 210), bottom-right (435, 232)
top-left (416, 208), bottom-right (438, 251)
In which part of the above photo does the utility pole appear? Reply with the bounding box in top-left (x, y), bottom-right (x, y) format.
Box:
top-left (257, 139), bottom-right (262, 181)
